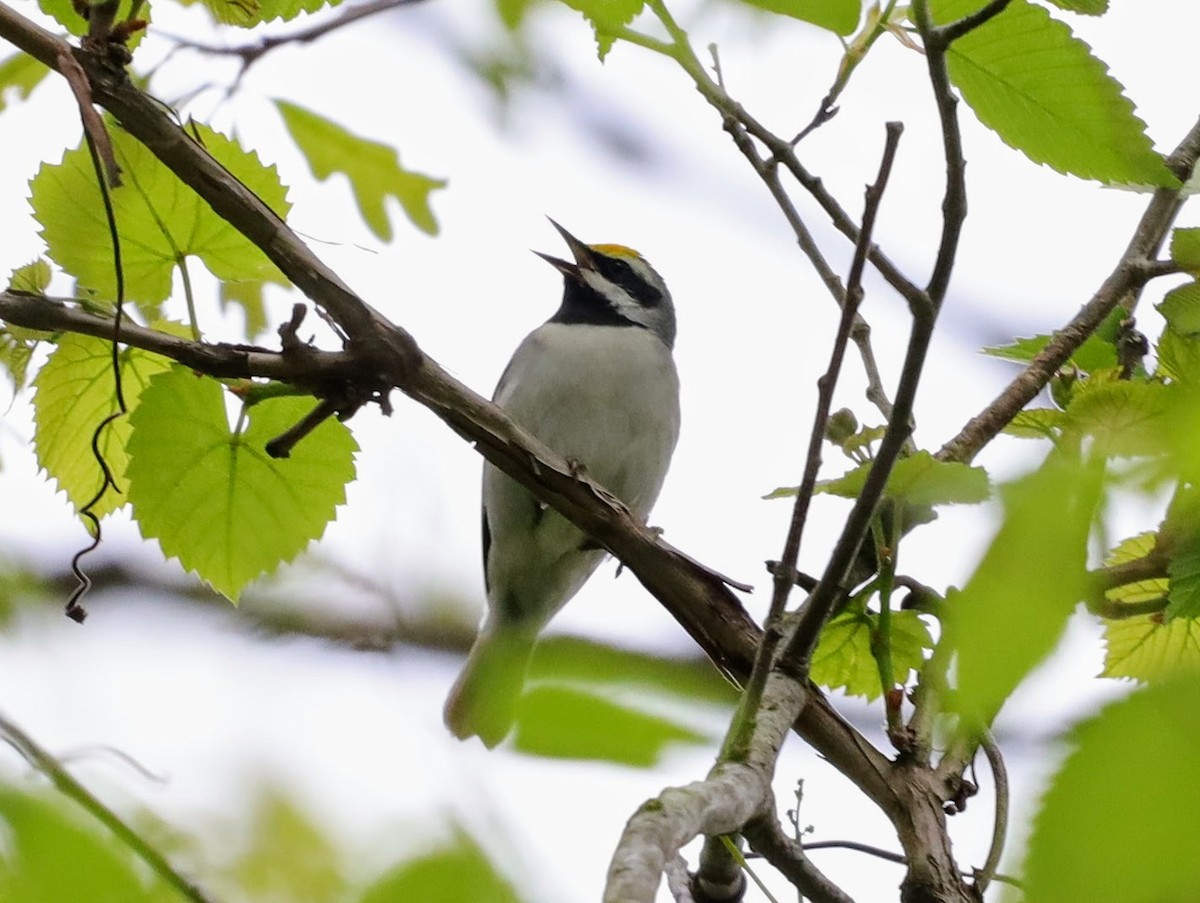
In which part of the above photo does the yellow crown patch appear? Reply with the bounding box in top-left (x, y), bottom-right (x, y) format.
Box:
top-left (590, 243), bottom-right (641, 259)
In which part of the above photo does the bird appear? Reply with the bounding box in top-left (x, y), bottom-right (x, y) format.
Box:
top-left (443, 219), bottom-right (681, 748)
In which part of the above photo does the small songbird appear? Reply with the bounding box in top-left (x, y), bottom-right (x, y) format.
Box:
top-left (443, 220), bottom-right (681, 747)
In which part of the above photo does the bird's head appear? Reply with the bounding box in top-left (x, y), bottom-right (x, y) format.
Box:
top-left (536, 218), bottom-right (676, 350)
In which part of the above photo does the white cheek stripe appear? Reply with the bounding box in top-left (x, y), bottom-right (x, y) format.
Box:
top-left (580, 269), bottom-right (630, 309)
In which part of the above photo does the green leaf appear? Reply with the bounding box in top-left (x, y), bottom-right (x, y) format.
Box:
top-left (930, 0), bottom-right (1173, 186)
top-left (879, 452), bottom-right (990, 507)
top-left (1157, 281), bottom-right (1200, 335)
top-left (177, 0), bottom-right (341, 26)
top-left (230, 788), bottom-right (346, 902)
top-left (1156, 328), bottom-right (1200, 385)
top-left (7, 258), bottom-right (52, 294)
top-left (811, 609), bottom-right (932, 701)
top-left (947, 452), bottom-right (1103, 723)
top-left (0, 330), bottom-right (34, 392)
top-left (1097, 532), bottom-right (1182, 682)
top-left (32, 332), bottom-right (175, 518)
top-left (736, 0), bottom-right (859, 35)
top-left (1021, 678), bottom-right (1200, 903)
top-left (559, 0), bottom-right (644, 60)
top-left (495, 0), bottom-right (539, 30)
top-left (513, 684), bottom-right (706, 765)
top-left (125, 367), bottom-right (357, 600)
top-left (31, 125), bottom-right (290, 308)
top-left (1161, 385), bottom-right (1200, 483)
top-left (1064, 379), bottom-right (1169, 457)
top-left (1043, 0), bottom-right (1107, 12)
top-left (1166, 534), bottom-right (1200, 621)
top-left (842, 423), bottom-right (886, 458)
top-left (1169, 228), bottom-right (1200, 273)
top-left (219, 279), bottom-right (269, 339)
top-left (37, 0), bottom-right (150, 47)
top-left (982, 307), bottom-right (1124, 372)
top-left (0, 52), bottom-right (49, 113)
top-left (529, 636), bottom-right (736, 704)
top-left (1103, 614), bottom-right (1200, 682)
top-left (360, 832), bottom-right (523, 903)
top-left (0, 785), bottom-right (176, 902)
top-left (275, 100), bottom-right (445, 240)
top-left (815, 451), bottom-right (989, 507)
top-left (1004, 407), bottom-right (1065, 440)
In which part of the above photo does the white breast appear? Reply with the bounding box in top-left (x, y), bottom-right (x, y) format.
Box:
top-left (483, 322), bottom-right (681, 623)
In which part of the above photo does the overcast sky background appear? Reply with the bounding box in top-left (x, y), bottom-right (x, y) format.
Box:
top-left (0, 1), bottom-right (1196, 899)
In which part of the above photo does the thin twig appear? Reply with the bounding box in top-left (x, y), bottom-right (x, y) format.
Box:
top-left (973, 729), bottom-right (1009, 896)
top-left (927, 0), bottom-right (1013, 50)
top-left (784, 123), bottom-right (912, 669)
top-left (742, 805), bottom-right (856, 903)
top-left (0, 711), bottom-right (214, 903)
top-left (798, 840), bottom-right (1024, 889)
top-left (912, 1), bottom-right (967, 307)
top-left (166, 0), bottom-right (428, 87)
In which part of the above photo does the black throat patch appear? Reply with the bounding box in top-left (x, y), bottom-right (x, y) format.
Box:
top-left (549, 277), bottom-right (640, 329)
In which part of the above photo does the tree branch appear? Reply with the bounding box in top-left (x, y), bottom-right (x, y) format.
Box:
top-left (604, 671), bottom-right (811, 903)
top-left (0, 291), bottom-right (359, 381)
top-left (938, 116), bottom-right (1200, 465)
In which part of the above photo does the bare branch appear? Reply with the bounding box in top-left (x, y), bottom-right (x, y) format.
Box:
top-left (784, 122), bottom-right (913, 667)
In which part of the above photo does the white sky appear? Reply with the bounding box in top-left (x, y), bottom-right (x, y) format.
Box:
top-left (0, 1), bottom-right (1194, 900)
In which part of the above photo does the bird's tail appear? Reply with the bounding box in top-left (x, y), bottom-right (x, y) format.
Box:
top-left (443, 626), bottom-right (536, 748)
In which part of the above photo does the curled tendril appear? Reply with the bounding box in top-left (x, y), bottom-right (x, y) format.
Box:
top-left (66, 115), bottom-right (128, 622)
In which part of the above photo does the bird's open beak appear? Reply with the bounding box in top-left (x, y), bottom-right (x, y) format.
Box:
top-left (532, 218), bottom-right (595, 279)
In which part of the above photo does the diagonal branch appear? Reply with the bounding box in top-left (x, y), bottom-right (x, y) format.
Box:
top-left (937, 115), bottom-right (1200, 465)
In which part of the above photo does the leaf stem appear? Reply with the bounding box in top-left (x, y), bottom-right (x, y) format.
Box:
top-left (178, 255), bottom-right (200, 341)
